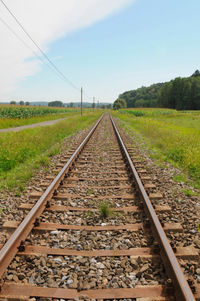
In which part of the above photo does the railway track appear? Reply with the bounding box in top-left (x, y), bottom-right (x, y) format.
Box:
top-left (0, 113), bottom-right (199, 300)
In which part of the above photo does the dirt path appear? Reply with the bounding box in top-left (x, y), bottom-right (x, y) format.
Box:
top-left (0, 117), bottom-right (67, 133)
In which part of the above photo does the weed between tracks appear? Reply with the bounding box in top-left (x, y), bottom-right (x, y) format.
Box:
top-left (99, 201), bottom-right (114, 218)
top-left (84, 201), bottom-right (122, 221)
top-left (0, 112), bottom-right (101, 191)
top-left (112, 109), bottom-right (200, 188)
top-left (84, 211), bottom-right (95, 219)
top-left (87, 188), bottom-right (94, 195)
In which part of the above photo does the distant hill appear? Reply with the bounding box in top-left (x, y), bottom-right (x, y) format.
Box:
top-left (0, 101), bottom-right (112, 108)
top-left (30, 101), bottom-right (49, 106)
top-left (30, 101), bottom-right (112, 108)
top-left (63, 102), bottom-right (112, 108)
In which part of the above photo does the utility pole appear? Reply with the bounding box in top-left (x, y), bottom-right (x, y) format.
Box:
top-left (81, 87), bottom-right (83, 116)
top-left (93, 97), bottom-right (95, 112)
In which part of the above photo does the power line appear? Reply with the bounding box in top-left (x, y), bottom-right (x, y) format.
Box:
top-left (0, 16), bottom-right (58, 75)
top-left (0, 0), bottom-right (81, 92)
top-left (0, 16), bottom-right (78, 93)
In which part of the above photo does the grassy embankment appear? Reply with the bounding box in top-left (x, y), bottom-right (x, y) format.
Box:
top-left (112, 108), bottom-right (200, 190)
top-left (0, 111), bottom-right (102, 192)
top-left (0, 105), bottom-right (80, 129)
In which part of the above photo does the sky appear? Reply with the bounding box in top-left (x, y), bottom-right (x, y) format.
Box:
top-left (0, 0), bottom-right (199, 103)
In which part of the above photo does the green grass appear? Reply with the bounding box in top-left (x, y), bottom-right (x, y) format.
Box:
top-left (181, 189), bottom-right (199, 197)
top-left (0, 105), bottom-right (81, 129)
top-left (0, 113), bottom-right (74, 129)
top-left (0, 112), bottom-right (101, 191)
top-left (119, 109), bottom-right (146, 117)
top-left (112, 108), bottom-right (200, 188)
top-left (173, 174), bottom-right (187, 183)
top-left (0, 104), bottom-right (78, 118)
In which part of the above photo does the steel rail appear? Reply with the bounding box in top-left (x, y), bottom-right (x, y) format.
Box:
top-left (0, 114), bottom-right (103, 281)
top-left (110, 115), bottom-right (195, 301)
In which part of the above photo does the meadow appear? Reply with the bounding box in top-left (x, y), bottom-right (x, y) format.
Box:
top-left (0, 110), bottom-right (101, 191)
top-left (0, 105), bottom-right (79, 129)
top-left (113, 108), bottom-right (200, 188)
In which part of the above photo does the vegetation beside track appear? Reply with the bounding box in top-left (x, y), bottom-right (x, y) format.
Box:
top-left (0, 111), bottom-right (102, 191)
top-left (112, 108), bottom-right (200, 188)
top-left (0, 105), bottom-right (80, 129)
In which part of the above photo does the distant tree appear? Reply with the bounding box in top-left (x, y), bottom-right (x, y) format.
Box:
top-left (106, 104), bottom-right (112, 109)
top-left (158, 75), bottom-right (200, 110)
top-left (48, 101), bottom-right (63, 107)
top-left (192, 70), bottom-right (200, 77)
top-left (10, 101), bottom-right (16, 105)
top-left (25, 101), bottom-right (30, 106)
top-left (135, 99), bottom-right (146, 107)
top-left (119, 83), bottom-right (163, 108)
top-left (118, 69), bottom-right (200, 110)
top-left (189, 77), bottom-right (200, 110)
top-left (69, 102), bottom-right (74, 107)
top-left (113, 98), bottom-right (127, 110)
top-left (19, 101), bottom-right (24, 105)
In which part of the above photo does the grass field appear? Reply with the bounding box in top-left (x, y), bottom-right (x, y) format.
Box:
top-left (113, 108), bottom-right (200, 189)
top-left (0, 105), bottom-right (79, 129)
top-left (0, 111), bottom-right (101, 191)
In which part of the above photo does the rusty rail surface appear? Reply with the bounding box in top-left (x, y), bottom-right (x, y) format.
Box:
top-left (110, 115), bottom-right (195, 301)
top-left (0, 113), bottom-right (196, 300)
top-left (0, 115), bottom-right (103, 280)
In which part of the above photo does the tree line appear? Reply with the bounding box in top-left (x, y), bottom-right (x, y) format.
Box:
top-left (114, 70), bottom-right (200, 110)
top-left (10, 101), bottom-right (30, 105)
top-left (9, 100), bottom-right (113, 109)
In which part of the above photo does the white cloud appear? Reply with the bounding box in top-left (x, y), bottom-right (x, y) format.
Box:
top-left (0, 0), bottom-right (134, 100)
